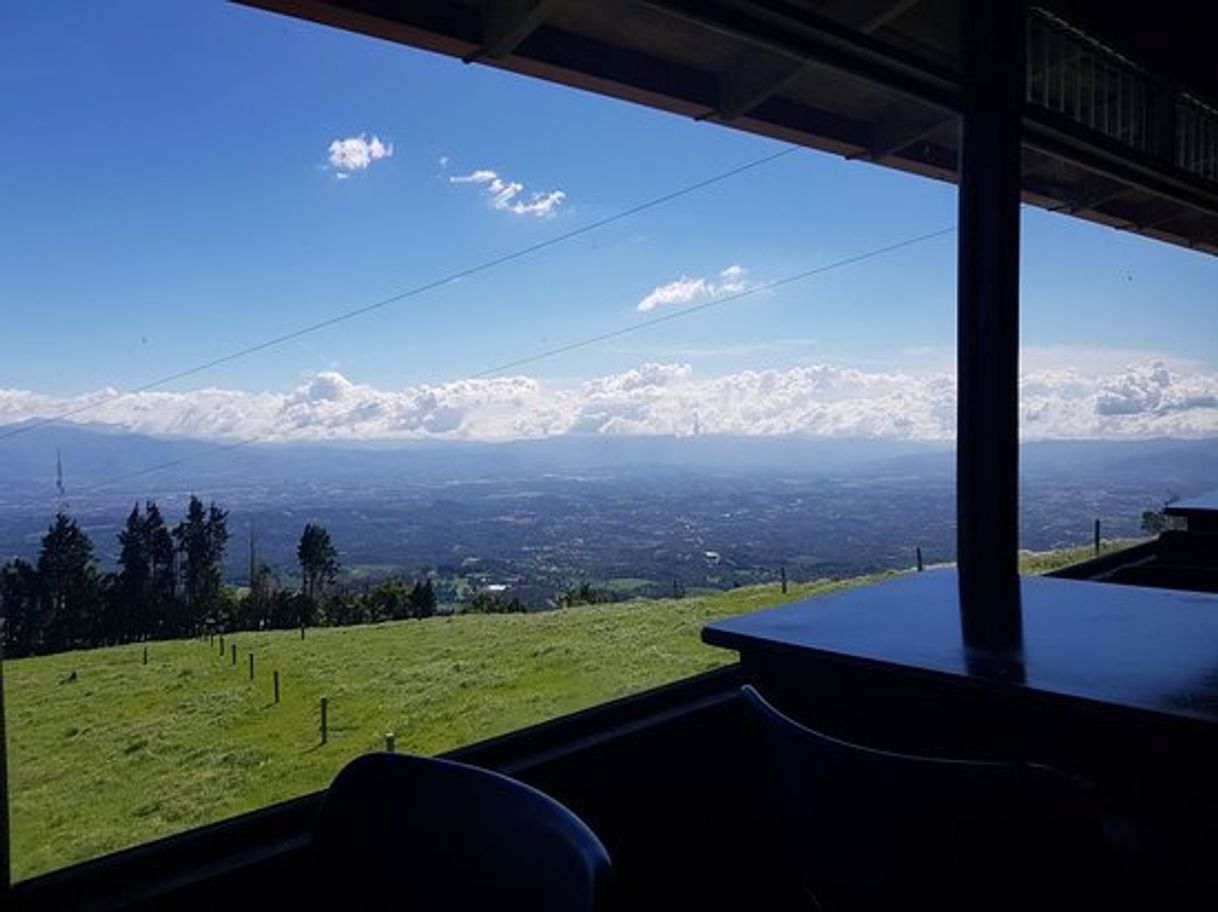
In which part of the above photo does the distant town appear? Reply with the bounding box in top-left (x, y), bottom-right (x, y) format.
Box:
top-left (3, 425), bottom-right (1210, 658)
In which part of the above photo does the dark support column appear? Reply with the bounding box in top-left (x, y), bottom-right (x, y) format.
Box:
top-left (957, 0), bottom-right (1025, 652)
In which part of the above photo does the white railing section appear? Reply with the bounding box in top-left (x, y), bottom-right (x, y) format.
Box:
top-left (1027, 9), bottom-right (1218, 186)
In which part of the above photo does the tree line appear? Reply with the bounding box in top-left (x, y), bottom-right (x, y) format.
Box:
top-left (0, 500), bottom-right (436, 658)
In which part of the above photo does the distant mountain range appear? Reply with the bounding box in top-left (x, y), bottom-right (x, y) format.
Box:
top-left (3, 420), bottom-right (1216, 495)
top-left (1, 422), bottom-right (1213, 598)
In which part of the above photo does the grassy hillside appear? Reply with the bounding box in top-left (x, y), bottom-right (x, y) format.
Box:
top-left (1017, 538), bottom-right (1143, 574)
top-left (4, 545), bottom-right (1120, 881)
top-left (7, 574), bottom-right (899, 881)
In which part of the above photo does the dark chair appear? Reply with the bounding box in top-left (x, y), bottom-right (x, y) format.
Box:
top-left (741, 685), bottom-right (1114, 911)
top-left (310, 752), bottom-right (611, 911)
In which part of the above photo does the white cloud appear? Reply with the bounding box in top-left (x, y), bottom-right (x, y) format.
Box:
top-left (718, 264), bottom-right (746, 292)
top-left (637, 265), bottom-right (749, 312)
top-left (327, 134), bottom-right (393, 175)
top-left (449, 168), bottom-right (566, 217)
top-left (636, 276), bottom-right (708, 312)
top-left (6, 359), bottom-right (1218, 444)
top-left (450, 169), bottom-right (498, 185)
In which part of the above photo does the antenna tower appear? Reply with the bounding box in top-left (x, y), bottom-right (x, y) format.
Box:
top-left (55, 449), bottom-right (69, 514)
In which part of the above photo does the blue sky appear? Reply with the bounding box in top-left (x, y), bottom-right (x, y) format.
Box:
top-left (2, 1), bottom-right (1217, 441)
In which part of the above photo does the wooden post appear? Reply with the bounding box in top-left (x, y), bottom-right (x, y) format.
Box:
top-left (249, 652), bottom-right (255, 681)
top-left (231, 643), bottom-right (237, 666)
top-left (300, 625), bottom-right (306, 641)
top-left (219, 635), bottom-right (225, 656)
top-left (386, 732), bottom-right (395, 753)
top-left (320, 697), bottom-right (328, 744)
top-left (143, 645), bottom-right (148, 665)
top-left (917, 546), bottom-right (925, 572)
top-left (273, 670), bottom-right (280, 704)
top-left (780, 566), bottom-right (787, 594)
top-left (1094, 518), bottom-right (1102, 557)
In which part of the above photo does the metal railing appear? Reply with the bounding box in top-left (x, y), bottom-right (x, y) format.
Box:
top-left (1027, 9), bottom-right (1218, 186)
top-left (1177, 94), bottom-right (1218, 182)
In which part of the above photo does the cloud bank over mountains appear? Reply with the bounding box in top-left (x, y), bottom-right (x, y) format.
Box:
top-left (2, 361), bottom-right (1217, 443)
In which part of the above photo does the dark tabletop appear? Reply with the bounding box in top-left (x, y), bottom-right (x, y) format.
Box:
top-left (704, 569), bottom-right (1218, 724)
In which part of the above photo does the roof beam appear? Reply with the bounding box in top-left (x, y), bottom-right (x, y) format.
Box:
top-left (640, 0), bottom-right (962, 112)
top-left (1136, 207), bottom-right (1190, 230)
top-left (703, 0), bottom-right (923, 121)
top-left (861, 105), bottom-right (954, 159)
top-left (704, 55), bottom-right (805, 121)
top-left (1046, 182), bottom-right (1133, 213)
top-left (1025, 112), bottom-right (1218, 218)
top-left (464, 0), bottom-right (559, 63)
top-left (858, 0), bottom-right (922, 34)
top-left (808, 0), bottom-right (922, 34)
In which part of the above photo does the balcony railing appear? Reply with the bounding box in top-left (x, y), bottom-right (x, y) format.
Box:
top-left (1177, 94), bottom-right (1218, 183)
top-left (1027, 9), bottom-right (1218, 186)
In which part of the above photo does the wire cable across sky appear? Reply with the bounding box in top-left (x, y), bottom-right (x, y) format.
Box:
top-left (86, 224), bottom-right (957, 492)
top-left (0, 145), bottom-right (800, 444)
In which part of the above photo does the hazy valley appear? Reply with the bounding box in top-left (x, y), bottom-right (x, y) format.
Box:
top-left (2, 424), bottom-right (1212, 605)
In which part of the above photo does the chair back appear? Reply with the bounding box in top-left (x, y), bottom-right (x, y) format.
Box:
top-left (311, 752), bottom-right (611, 911)
top-left (742, 685), bottom-right (1106, 911)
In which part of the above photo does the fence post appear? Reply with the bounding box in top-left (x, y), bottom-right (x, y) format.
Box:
top-left (1094, 518), bottom-right (1102, 557)
top-left (249, 652), bottom-right (254, 681)
top-left (386, 732), bottom-right (395, 753)
top-left (780, 566), bottom-right (787, 594)
top-left (320, 697), bottom-right (328, 744)
top-left (273, 670), bottom-right (280, 705)
top-left (231, 643), bottom-right (237, 666)
top-left (916, 546), bottom-right (925, 572)
top-left (143, 645), bottom-right (148, 665)
top-left (219, 635), bottom-right (225, 656)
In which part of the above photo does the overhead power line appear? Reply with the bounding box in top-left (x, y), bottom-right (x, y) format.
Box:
top-left (469, 226), bottom-right (956, 379)
top-left (0, 145), bottom-right (800, 444)
top-left (85, 224), bottom-right (956, 492)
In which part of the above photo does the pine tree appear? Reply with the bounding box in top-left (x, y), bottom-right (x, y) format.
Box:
top-left (297, 523), bottom-right (339, 607)
top-left (174, 496), bottom-right (230, 635)
top-left (1, 558), bottom-right (41, 657)
top-left (112, 500), bottom-right (178, 641)
top-left (146, 501), bottom-right (176, 633)
top-left (37, 512), bottom-right (103, 652)
top-left (114, 504), bottom-right (151, 642)
top-left (409, 578), bottom-right (437, 619)
top-left (368, 578), bottom-right (411, 622)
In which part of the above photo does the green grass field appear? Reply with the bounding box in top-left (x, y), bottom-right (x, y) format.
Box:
top-left (4, 546), bottom-right (1120, 881)
top-left (1017, 539), bottom-right (1142, 574)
